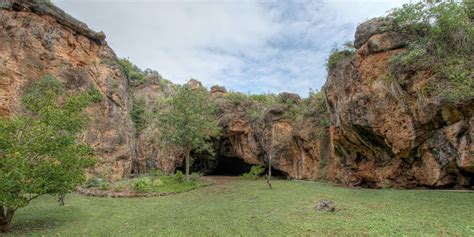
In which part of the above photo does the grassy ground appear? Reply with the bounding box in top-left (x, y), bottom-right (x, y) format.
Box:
top-left (6, 177), bottom-right (474, 236)
top-left (84, 173), bottom-right (207, 194)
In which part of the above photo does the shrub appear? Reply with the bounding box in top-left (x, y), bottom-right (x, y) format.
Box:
top-left (225, 91), bottom-right (248, 106)
top-left (325, 42), bottom-right (355, 71)
top-left (388, 1), bottom-right (474, 101)
top-left (118, 58), bottom-right (146, 83)
top-left (132, 177), bottom-right (164, 193)
top-left (189, 172), bottom-right (203, 181)
top-left (84, 177), bottom-right (109, 188)
top-left (241, 165), bottom-right (265, 180)
top-left (173, 170), bottom-right (186, 183)
top-left (99, 182), bottom-right (110, 191)
top-left (131, 97), bottom-right (146, 134)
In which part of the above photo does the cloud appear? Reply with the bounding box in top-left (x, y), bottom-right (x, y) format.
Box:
top-left (52, 0), bottom-right (409, 96)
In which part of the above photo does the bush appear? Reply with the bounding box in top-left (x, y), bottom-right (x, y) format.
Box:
top-left (241, 165), bottom-right (265, 180)
top-left (173, 170), bottom-right (186, 183)
top-left (388, 1), bottom-right (474, 101)
top-left (131, 97), bottom-right (146, 134)
top-left (99, 182), bottom-right (110, 191)
top-left (132, 177), bottom-right (164, 193)
top-left (325, 41), bottom-right (355, 71)
top-left (225, 91), bottom-right (248, 106)
top-left (189, 172), bottom-right (203, 181)
top-left (118, 58), bottom-right (146, 83)
top-left (84, 177), bottom-right (109, 188)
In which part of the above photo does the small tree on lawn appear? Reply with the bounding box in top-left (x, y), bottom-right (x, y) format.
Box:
top-left (157, 82), bottom-right (220, 181)
top-left (0, 76), bottom-right (99, 232)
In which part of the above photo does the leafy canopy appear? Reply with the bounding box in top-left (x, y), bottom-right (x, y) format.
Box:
top-left (157, 83), bottom-right (220, 155)
top-left (0, 75), bottom-right (98, 211)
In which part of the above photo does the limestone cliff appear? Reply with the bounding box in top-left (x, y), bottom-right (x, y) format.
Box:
top-left (0, 1), bottom-right (136, 180)
top-left (324, 18), bottom-right (473, 188)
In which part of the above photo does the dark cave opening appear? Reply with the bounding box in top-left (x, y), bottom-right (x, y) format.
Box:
top-left (211, 156), bottom-right (253, 175)
top-left (175, 138), bottom-right (287, 177)
top-left (177, 152), bottom-right (286, 177)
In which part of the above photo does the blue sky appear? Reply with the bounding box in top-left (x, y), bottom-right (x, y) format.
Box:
top-left (53, 0), bottom-right (409, 96)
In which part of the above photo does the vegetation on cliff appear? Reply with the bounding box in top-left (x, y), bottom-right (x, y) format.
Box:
top-left (388, 1), bottom-right (474, 102)
top-left (325, 41), bottom-right (355, 71)
top-left (0, 76), bottom-right (99, 232)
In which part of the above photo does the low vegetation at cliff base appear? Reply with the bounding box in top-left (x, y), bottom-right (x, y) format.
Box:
top-left (83, 171), bottom-right (207, 194)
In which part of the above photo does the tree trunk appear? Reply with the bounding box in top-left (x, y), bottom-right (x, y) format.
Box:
top-left (268, 154), bottom-right (272, 178)
top-left (185, 151), bottom-right (190, 181)
top-left (266, 154), bottom-right (272, 189)
top-left (0, 207), bottom-right (15, 232)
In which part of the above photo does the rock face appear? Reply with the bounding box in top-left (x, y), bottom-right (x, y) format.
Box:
top-left (324, 18), bottom-right (473, 188)
top-left (211, 97), bottom-right (331, 179)
top-left (131, 81), bottom-right (332, 180)
top-left (132, 78), bottom-right (180, 174)
top-left (0, 1), bottom-right (136, 180)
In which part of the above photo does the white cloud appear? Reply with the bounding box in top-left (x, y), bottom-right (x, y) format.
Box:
top-left (52, 0), bottom-right (410, 96)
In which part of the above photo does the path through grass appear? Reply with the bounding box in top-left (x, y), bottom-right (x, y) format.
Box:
top-left (6, 177), bottom-right (474, 236)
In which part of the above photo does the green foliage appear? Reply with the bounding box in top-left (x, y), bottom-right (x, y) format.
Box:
top-left (157, 84), bottom-right (220, 179)
top-left (118, 58), bottom-right (146, 83)
top-left (0, 76), bottom-right (97, 231)
top-left (82, 172), bottom-right (206, 195)
top-left (225, 91), bottom-right (248, 106)
top-left (326, 42), bottom-right (355, 71)
top-left (431, 59), bottom-right (474, 102)
top-left (87, 86), bottom-right (103, 102)
top-left (188, 172), bottom-right (203, 181)
top-left (245, 93), bottom-right (279, 121)
top-left (241, 165), bottom-right (265, 180)
top-left (132, 177), bottom-right (164, 193)
top-left (388, 1), bottom-right (474, 101)
top-left (130, 97), bottom-right (146, 134)
top-left (84, 177), bottom-right (109, 189)
top-left (173, 170), bottom-right (186, 183)
top-left (157, 84), bottom-right (220, 153)
top-left (380, 74), bottom-right (397, 83)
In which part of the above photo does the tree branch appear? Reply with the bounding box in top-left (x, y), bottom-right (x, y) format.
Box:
top-left (27, 194), bottom-right (42, 202)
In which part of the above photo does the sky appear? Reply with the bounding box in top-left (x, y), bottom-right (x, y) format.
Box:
top-left (52, 0), bottom-right (410, 96)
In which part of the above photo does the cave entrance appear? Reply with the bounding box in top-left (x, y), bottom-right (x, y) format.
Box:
top-left (210, 156), bottom-right (253, 176)
top-left (184, 154), bottom-right (255, 176)
top-left (184, 153), bottom-right (287, 178)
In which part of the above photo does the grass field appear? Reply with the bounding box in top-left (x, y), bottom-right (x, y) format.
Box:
top-left (6, 177), bottom-right (474, 236)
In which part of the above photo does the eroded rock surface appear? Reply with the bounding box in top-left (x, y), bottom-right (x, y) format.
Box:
top-left (0, 1), bottom-right (136, 180)
top-left (324, 18), bottom-right (473, 188)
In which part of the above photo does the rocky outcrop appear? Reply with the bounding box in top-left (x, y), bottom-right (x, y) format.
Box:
top-left (131, 81), bottom-right (331, 180)
top-left (0, 1), bottom-right (136, 180)
top-left (212, 96), bottom-right (331, 179)
top-left (324, 18), bottom-right (473, 188)
top-left (132, 79), bottom-right (180, 174)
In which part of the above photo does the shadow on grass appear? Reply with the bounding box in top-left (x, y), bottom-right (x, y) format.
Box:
top-left (6, 206), bottom-right (80, 235)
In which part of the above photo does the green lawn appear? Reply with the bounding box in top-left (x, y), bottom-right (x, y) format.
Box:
top-left (6, 178), bottom-right (474, 236)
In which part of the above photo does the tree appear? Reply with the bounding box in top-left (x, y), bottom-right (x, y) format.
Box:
top-left (157, 82), bottom-right (220, 180)
top-left (0, 76), bottom-right (99, 232)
